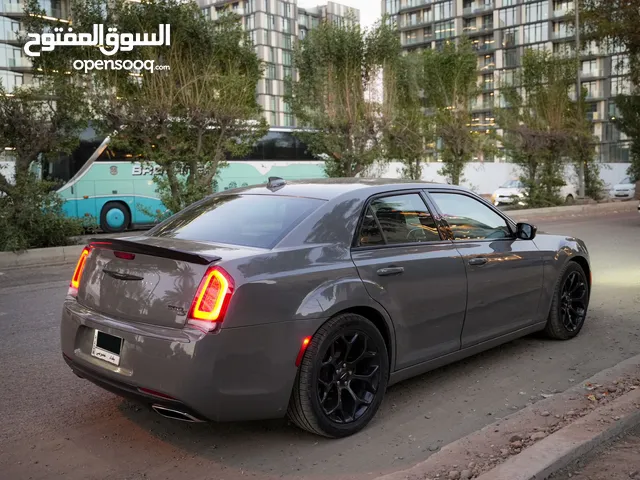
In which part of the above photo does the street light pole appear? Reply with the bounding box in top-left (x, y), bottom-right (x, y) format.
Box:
top-left (576, 0), bottom-right (586, 198)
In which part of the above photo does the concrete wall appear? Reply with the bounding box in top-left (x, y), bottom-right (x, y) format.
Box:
top-left (371, 162), bottom-right (632, 195)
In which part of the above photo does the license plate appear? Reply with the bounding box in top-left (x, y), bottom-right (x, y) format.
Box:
top-left (91, 329), bottom-right (123, 366)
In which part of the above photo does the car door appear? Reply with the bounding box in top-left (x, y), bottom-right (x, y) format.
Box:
top-left (426, 190), bottom-right (545, 349)
top-left (350, 191), bottom-right (468, 370)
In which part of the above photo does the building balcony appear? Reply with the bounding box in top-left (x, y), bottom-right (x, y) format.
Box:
top-left (402, 35), bottom-right (433, 47)
top-left (585, 90), bottom-right (604, 100)
top-left (463, 24), bottom-right (494, 35)
top-left (473, 43), bottom-right (496, 53)
top-left (398, 0), bottom-right (431, 13)
top-left (587, 111), bottom-right (604, 121)
top-left (463, 4), bottom-right (494, 16)
top-left (399, 18), bottom-right (433, 30)
top-left (581, 69), bottom-right (604, 78)
top-left (553, 9), bottom-right (572, 18)
top-left (6, 56), bottom-right (31, 71)
top-left (552, 30), bottom-right (573, 40)
top-left (0, 2), bottom-right (25, 16)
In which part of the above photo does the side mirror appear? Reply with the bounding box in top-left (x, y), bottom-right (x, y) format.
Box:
top-left (516, 223), bottom-right (537, 240)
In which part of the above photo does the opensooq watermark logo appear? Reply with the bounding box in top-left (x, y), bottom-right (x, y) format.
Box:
top-left (23, 24), bottom-right (171, 74)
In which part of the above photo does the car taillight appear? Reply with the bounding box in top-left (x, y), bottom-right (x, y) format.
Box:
top-left (68, 246), bottom-right (92, 297)
top-left (187, 266), bottom-right (234, 333)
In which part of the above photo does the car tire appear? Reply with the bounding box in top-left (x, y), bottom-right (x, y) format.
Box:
top-left (543, 262), bottom-right (590, 340)
top-left (100, 201), bottom-right (131, 233)
top-left (287, 313), bottom-right (389, 438)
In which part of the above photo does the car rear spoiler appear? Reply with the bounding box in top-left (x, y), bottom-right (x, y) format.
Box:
top-left (88, 238), bottom-right (222, 265)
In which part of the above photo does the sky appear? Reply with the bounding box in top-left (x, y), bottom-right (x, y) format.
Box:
top-left (298, 0), bottom-right (382, 29)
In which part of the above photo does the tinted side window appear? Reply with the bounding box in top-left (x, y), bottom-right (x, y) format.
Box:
top-left (368, 194), bottom-right (441, 245)
top-left (430, 193), bottom-right (511, 241)
top-left (149, 194), bottom-right (324, 249)
top-left (358, 207), bottom-right (384, 246)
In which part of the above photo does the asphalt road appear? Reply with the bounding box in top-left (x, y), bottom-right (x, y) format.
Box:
top-left (1, 212), bottom-right (639, 480)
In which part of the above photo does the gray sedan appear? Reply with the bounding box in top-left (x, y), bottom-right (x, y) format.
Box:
top-left (61, 178), bottom-right (592, 438)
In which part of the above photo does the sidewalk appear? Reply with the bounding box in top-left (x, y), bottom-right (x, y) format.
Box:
top-left (550, 425), bottom-right (640, 480)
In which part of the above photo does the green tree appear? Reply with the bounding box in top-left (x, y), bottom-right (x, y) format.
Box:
top-left (497, 50), bottom-right (578, 207)
top-left (384, 53), bottom-right (434, 180)
top-left (420, 40), bottom-right (491, 185)
top-left (288, 16), bottom-right (401, 177)
top-left (0, 81), bottom-right (89, 250)
top-left (23, 0), bottom-right (267, 215)
top-left (582, 0), bottom-right (640, 181)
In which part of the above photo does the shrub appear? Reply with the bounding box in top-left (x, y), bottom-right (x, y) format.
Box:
top-left (0, 176), bottom-right (90, 252)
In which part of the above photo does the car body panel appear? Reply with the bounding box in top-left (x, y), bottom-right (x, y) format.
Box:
top-left (351, 243), bottom-right (467, 370)
top-left (60, 178), bottom-right (592, 424)
top-left (452, 238), bottom-right (545, 347)
top-left (61, 299), bottom-right (327, 421)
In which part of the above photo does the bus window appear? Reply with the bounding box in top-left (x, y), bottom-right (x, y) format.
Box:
top-left (45, 139), bottom-right (103, 184)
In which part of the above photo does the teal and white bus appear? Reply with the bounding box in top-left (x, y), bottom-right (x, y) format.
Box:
top-left (45, 127), bottom-right (326, 232)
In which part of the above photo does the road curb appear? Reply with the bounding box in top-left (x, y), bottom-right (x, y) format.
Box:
top-left (474, 390), bottom-right (640, 480)
top-left (506, 200), bottom-right (639, 222)
top-left (373, 353), bottom-right (640, 480)
top-left (0, 245), bottom-right (84, 270)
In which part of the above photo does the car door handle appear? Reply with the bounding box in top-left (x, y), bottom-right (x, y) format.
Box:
top-left (376, 267), bottom-right (405, 276)
top-left (468, 258), bottom-right (488, 266)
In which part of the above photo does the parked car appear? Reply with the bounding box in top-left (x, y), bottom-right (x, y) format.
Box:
top-left (61, 178), bottom-right (592, 438)
top-left (491, 179), bottom-right (578, 207)
top-left (610, 176), bottom-right (636, 200)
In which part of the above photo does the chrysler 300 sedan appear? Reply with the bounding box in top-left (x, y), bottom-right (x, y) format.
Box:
top-left (61, 178), bottom-right (591, 438)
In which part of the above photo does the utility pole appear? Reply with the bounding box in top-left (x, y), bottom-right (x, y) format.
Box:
top-left (576, 0), bottom-right (586, 198)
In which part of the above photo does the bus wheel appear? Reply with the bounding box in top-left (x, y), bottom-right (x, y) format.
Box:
top-left (100, 202), bottom-right (131, 233)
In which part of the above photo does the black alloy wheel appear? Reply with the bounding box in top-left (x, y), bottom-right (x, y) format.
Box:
top-left (559, 271), bottom-right (588, 333)
top-left (288, 313), bottom-right (389, 438)
top-left (316, 332), bottom-right (381, 424)
top-left (544, 262), bottom-right (590, 340)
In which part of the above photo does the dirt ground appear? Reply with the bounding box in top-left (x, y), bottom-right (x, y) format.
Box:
top-left (551, 425), bottom-right (640, 480)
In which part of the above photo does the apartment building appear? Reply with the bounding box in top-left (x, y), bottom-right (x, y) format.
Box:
top-left (0, 0), bottom-right (71, 93)
top-left (381, 0), bottom-right (632, 163)
top-left (200, 0), bottom-right (360, 127)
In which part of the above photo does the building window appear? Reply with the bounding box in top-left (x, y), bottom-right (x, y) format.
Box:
top-left (499, 7), bottom-right (517, 27)
top-left (435, 21), bottom-right (455, 40)
top-left (283, 66), bottom-right (292, 79)
top-left (501, 27), bottom-right (518, 47)
top-left (524, 22), bottom-right (548, 43)
top-left (283, 50), bottom-right (292, 66)
top-left (284, 34), bottom-right (292, 50)
top-left (611, 55), bottom-right (630, 75)
top-left (504, 48), bottom-right (520, 68)
top-left (611, 77), bottom-right (631, 95)
top-left (526, 1), bottom-right (549, 23)
top-left (269, 47), bottom-right (276, 63)
top-left (266, 63), bottom-right (276, 79)
top-left (434, 1), bottom-right (453, 21)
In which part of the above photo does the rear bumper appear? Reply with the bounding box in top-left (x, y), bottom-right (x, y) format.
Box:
top-left (61, 299), bottom-right (325, 422)
top-left (63, 353), bottom-right (208, 421)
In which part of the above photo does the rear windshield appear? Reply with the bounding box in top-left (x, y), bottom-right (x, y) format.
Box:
top-left (148, 194), bottom-right (325, 249)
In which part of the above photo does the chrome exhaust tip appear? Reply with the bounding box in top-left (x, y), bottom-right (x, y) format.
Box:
top-left (151, 404), bottom-right (205, 423)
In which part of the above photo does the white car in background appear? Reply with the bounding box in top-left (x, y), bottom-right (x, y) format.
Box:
top-left (491, 179), bottom-right (578, 207)
top-left (610, 176), bottom-right (636, 200)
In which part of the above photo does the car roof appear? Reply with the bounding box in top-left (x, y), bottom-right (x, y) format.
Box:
top-left (220, 178), bottom-right (467, 201)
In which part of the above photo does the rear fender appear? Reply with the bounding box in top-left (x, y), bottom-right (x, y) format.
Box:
top-left (295, 276), bottom-right (396, 368)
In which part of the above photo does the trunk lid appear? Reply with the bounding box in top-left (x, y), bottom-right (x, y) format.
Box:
top-left (77, 236), bottom-right (245, 328)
